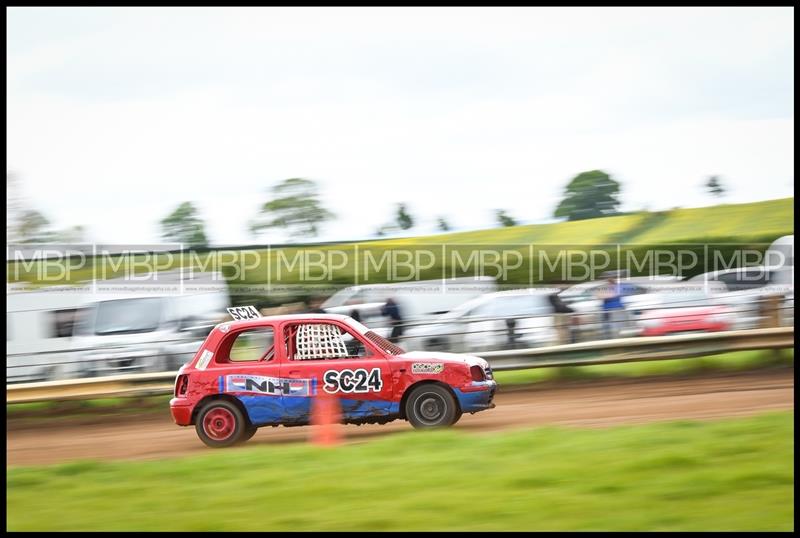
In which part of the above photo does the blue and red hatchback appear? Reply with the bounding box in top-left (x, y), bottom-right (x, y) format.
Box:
top-left (170, 313), bottom-right (497, 447)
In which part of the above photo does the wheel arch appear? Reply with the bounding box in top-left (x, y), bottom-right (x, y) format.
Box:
top-left (399, 380), bottom-right (461, 420)
top-left (191, 393), bottom-right (252, 427)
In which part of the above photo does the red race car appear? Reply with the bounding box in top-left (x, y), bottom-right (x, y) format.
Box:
top-left (170, 311), bottom-right (497, 447)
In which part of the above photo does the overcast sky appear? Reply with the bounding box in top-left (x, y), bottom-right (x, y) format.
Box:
top-left (6, 7), bottom-right (794, 245)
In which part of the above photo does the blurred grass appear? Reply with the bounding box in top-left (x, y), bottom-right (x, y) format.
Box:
top-left (492, 349), bottom-right (794, 386)
top-left (7, 395), bottom-right (172, 418)
top-left (630, 198), bottom-right (794, 244)
top-left (7, 411), bottom-right (794, 531)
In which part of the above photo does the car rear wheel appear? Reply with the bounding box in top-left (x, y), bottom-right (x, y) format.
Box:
top-left (405, 384), bottom-right (459, 429)
top-left (196, 400), bottom-right (246, 448)
top-left (240, 425), bottom-right (258, 443)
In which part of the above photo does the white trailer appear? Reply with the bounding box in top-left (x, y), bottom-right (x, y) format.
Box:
top-left (7, 285), bottom-right (90, 383)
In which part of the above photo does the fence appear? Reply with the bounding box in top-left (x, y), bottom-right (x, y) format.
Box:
top-left (6, 326), bottom-right (793, 404)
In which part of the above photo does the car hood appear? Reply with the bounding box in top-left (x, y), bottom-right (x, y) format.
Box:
top-left (71, 330), bottom-right (195, 351)
top-left (402, 320), bottom-right (458, 337)
top-left (397, 351), bottom-right (489, 369)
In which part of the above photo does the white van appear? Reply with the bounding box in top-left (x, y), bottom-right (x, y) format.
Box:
top-left (68, 271), bottom-right (230, 378)
top-left (6, 285), bottom-right (90, 383)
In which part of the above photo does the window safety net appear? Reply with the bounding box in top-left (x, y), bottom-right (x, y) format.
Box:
top-left (294, 323), bottom-right (350, 360)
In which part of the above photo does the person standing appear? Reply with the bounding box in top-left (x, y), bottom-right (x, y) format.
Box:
top-left (381, 297), bottom-right (404, 343)
top-left (597, 276), bottom-right (624, 339)
top-left (548, 292), bottom-right (577, 344)
top-left (305, 296), bottom-right (326, 314)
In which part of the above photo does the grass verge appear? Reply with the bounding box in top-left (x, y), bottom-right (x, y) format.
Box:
top-left (492, 349), bottom-right (794, 386)
top-left (6, 411), bottom-right (794, 531)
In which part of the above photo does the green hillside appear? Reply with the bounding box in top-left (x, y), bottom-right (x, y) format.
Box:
top-left (7, 198), bottom-right (793, 292)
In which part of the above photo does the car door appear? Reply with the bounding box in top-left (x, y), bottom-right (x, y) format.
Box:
top-left (214, 324), bottom-right (284, 426)
top-left (462, 296), bottom-right (542, 352)
top-left (461, 299), bottom-right (503, 352)
top-left (279, 320), bottom-right (395, 423)
top-left (514, 295), bottom-right (557, 347)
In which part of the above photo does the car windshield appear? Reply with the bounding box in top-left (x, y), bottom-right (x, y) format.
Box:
top-left (93, 297), bottom-right (164, 335)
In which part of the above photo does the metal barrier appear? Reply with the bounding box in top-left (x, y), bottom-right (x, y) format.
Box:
top-left (6, 326), bottom-right (793, 404)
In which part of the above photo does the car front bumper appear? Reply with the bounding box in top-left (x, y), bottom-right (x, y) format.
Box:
top-left (454, 380), bottom-right (497, 413)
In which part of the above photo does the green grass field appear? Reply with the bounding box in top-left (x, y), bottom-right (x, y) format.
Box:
top-left (7, 411), bottom-right (794, 531)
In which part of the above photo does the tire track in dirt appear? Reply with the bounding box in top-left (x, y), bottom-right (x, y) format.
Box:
top-left (7, 368), bottom-right (794, 467)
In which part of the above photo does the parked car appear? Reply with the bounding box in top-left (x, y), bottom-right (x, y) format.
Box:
top-left (684, 235), bottom-right (794, 329)
top-left (400, 288), bottom-right (560, 353)
top-left (322, 276), bottom-right (497, 328)
top-left (557, 276), bottom-right (684, 339)
top-left (169, 313), bottom-right (497, 447)
top-left (627, 287), bottom-right (734, 336)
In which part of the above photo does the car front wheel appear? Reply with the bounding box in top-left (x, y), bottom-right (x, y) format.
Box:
top-left (405, 384), bottom-right (459, 429)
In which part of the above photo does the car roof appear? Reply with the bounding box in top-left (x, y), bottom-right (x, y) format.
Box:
top-left (688, 266), bottom-right (771, 280)
top-left (218, 312), bottom-right (356, 330)
top-left (483, 288), bottom-right (560, 298)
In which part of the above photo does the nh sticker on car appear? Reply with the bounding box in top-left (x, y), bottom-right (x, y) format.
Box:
top-left (225, 374), bottom-right (313, 396)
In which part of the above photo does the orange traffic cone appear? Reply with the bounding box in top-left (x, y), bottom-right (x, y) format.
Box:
top-left (310, 390), bottom-right (342, 446)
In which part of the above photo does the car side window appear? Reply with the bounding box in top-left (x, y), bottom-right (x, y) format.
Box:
top-left (285, 323), bottom-right (372, 360)
top-left (227, 327), bottom-right (276, 362)
top-left (719, 269), bottom-right (768, 290)
top-left (467, 301), bottom-right (496, 318)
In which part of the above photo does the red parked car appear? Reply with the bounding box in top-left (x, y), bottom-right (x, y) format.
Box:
top-left (170, 312), bottom-right (497, 447)
top-left (635, 305), bottom-right (733, 337)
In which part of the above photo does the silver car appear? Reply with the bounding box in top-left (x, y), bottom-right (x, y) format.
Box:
top-left (400, 289), bottom-right (559, 353)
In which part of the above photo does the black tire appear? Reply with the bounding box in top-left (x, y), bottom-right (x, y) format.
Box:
top-left (240, 425), bottom-right (258, 443)
top-left (195, 400), bottom-right (247, 448)
top-left (452, 408), bottom-right (463, 426)
top-left (405, 384), bottom-right (459, 429)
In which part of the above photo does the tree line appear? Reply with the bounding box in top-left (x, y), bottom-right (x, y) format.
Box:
top-left (7, 170), bottom-right (729, 246)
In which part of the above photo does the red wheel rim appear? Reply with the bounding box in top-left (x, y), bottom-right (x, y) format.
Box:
top-left (203, 408), bottom-right (236, 441)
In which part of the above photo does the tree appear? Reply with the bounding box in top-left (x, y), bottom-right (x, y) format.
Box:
top-left (554, 170), bottom-right (621, 221)
top-left (436, 217), bottom-right (451, 232)
top-left (160, 202), bottom-right (209, 247)
top-left (7, 173), bottom-right (23, 243)
top-left (495, 209), bottom-right (517, 227)
top-left (705, 175), bottom-right (726, 198)
top-left (8, 172), bottom-right (88, 244)
top-left (16, 209), bottom-right (54, 243)
top-left (396, 203), bottom-right (414, 230)
top-left (57, 225), bottom-right (87, 243)
top-left (250, 178), bottom-right (334, 239)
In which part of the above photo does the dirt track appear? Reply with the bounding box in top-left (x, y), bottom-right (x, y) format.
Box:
top-left (7, 368), bottom-right (794, 467)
